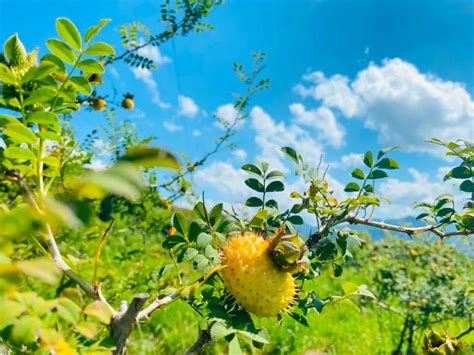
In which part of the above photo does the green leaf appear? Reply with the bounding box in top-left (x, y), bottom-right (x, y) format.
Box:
top-left (237, 330), bottom-right (270, 344)
top-left (181, 248), bottom-right (199, 262)
top-left (120, 146), bottom-right (181, 170)
top-left (37, 131), bottom-right (62, 142)
top-left (163, 235), bottom-right (187, 249)
top-left (266, 180), bottom-right (285, 192)
top-left (75, 321), bottom-right (98, 339)
top-left (172, 212), bottom-right (188, 238)
top-left (460, 180), bottom-right (474, 193)
top-left (46, 38), bottom-right (77, 64)
top-left (367, 169), bottom-right (389, 179)
top-left (84, 42), bottom-right (115, 56)
top-left (56, 18), bottom-right (82, 51)
top-left (351, 168), bottom-right (365, 180)
top-left (241, 163), bottom-right (262, 176)
top-left (68, 76), bottom-right (92, 95)
top-left (364, 184), bottom-right (374, 193)
top-left (197, 233), bottom-right (212, 249)
top-left (84, 300), bottom-right (112, 324)
top-left (3, 146), bottom-right (36, 161)
top-left (363, 151), bottom-right (374, 168)
top-left (287, 215), bottom-right (304, 225)
top-left (245, 197), bottom-right (263, 207)
top-left (229, 335), bottom-right (242, 355)
top-left (24, 87), bottom-right (57, 106)
top-left (447, 166), bottom-right (472, 179)
top-left (344, 182), bottom-right (360, 192)
top-left (41, 54), bottom-right (66, 73)
top-left (4, 123), bottom-right (37, 145)
top-left (57, 297), bottom-right (81, 324)
top-left (11, 315), bottom-right (42, 346)
top-left (85, 19), bottom-right (111, 43)
top-left (193, 202), bottom-right (207, 221)
top-left (28, 112), bottom-right (59, 126)
top-left (209, 203), bottom-right (223, 222)
top-left (210, 322), bottom-right (234, 339)
top-left (354, 284), bottom-right (376, 300)
top-left (377, 146), bottom-right (400, 160)
top-left (266, 170), bottom-right (284, 180)
top-left (77, 59), bottom-right (104, 74)
top-left (376, 158), bottom-right (400, 170)
top-left (3, 33), bottom-right (27, 66)
top-left (44, 156), bottom-right (60, 168)
top-left (0, 63), bottom-right (17, 85)
top-left (245, 178), bottom-right (265, 193)
top-left (22, 62), bottom-right (57, 83)
top-left (281, 146), bottom-right (298, 163)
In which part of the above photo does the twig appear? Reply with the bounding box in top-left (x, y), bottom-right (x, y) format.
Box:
top-left (93, 219), bottom-right (116, 288)
top-left (185, 327), bottom-right (212, 355)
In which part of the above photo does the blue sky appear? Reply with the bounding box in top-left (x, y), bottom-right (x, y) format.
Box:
top-left (1, 0), bottom-right (473, 220)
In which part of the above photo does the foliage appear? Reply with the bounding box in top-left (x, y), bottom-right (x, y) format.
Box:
top-left (0, 5), bottom-right (472, 355)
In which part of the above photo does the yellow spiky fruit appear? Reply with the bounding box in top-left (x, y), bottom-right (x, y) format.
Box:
top-left (220, 232), bottom-right (296, 317)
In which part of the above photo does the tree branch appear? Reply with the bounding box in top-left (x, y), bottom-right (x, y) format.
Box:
top-left (185, 327), bottom-right (212, 355)
top-left (111, 293), bottom-right (149, 355)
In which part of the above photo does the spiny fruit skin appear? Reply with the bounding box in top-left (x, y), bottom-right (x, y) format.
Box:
top-left (92, 98), bottom-right (106, 111)
top-left (220, 232), bottom-right (296, 317)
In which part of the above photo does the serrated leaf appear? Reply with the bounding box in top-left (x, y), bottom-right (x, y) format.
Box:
top-left (77, 59), bottom-right (104, 74)
top-left (56, 18), bottom-right (82, 51)
top-left (84, 42), bottom-right (115, 56)
top-left (0, 63), bottom-right (16, 85)
top-left (351, 168), bottom-right (365, 180)
top-left (46, 38), bottom-right (77, 64)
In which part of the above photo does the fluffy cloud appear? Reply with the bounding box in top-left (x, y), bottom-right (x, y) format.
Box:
top-left (194, 161), bottom-right (248, 197)
top-left (132, 67), bottom-right (170, 109)
top-left (178, 95), bottom-right (199, 118)
top-left (289, 103), bottom-right (345, 148)
top-left (251, 106), bottom-right (324, 171)
top-left (136, 41), bottom-right (171, 66)
top-left (163, 120), bottom-right (183, 132)
top-left (376, 167), bottom-right (464, 219)
top-left (215, 103), bottom-right (242, 130)
top-left (295, 58), bottom-right (474, 155)
top-left (233, 149), bottom-right (247, 160)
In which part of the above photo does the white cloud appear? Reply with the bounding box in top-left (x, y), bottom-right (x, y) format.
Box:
top-left (108, 66), bottom-right (119, 79)
top-left (84, 159), bottom-right (108, 171)
top-left (136, 40), bottom-right (171, 66)
top-left (251, 106), bottom-right (324, 171)
top-left (215, 103), bottom-right (241, 130)
top-left (364, 47), bottom-right (370, 55)
top-left (163, 120), bottom-right (183, 132)
top-left (289, 103), bottom-right (346, 148)
top-left (178, 95), bottom-right (199, 118)
top-left (194, 161), bottom-right (248, 197)
top-left (331, 152), bottom-right (363, 169)
top-left (192, 129), bottom-right (202, 137)
top-left (376, 168), bottom-right (464, 219)
top-left (132, 67), bottom-right (170, 109)
top-left (233, 149), bottom-right (247, 160)
top-left (294, 58), bottom-right (474, 155)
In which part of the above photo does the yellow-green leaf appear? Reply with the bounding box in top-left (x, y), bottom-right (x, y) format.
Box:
top-left (3, 122), bottom-right (37, 145)
top-left (56, 18), bottom-right (82, 51)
